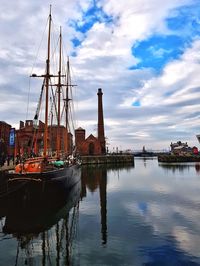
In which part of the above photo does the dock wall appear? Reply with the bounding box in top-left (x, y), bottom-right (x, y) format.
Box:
top-left (81, 155), bottom-right (134, 165)
top-left (158, 155), bottom-right (200, 163)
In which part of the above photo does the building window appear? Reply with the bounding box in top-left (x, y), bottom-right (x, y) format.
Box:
top-left (89, 142), bottom-right (94, 155)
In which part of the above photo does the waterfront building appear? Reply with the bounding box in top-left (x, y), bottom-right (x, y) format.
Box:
top-left (75, 88), bottom-right (106, 156)
top-left (75, 131), bottom-right (102, 155)
top-left (170, 141), bottom-right (198, 155)
top-left (16, 120), bottom-right (73, 156)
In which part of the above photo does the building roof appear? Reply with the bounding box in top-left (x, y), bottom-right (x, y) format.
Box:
top-left (86, 134), bottom-right (98, 141)
top-left (0, 121), bottom-right (11, 126)
top-left (76, 127), bottom-right (85, 131)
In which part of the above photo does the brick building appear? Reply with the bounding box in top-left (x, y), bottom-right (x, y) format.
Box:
top-left (75, 88), bottom-right (106, 156)
top-left (75, 129), bottom-right (102, 155)
top-left (0, 121), bottom-right (12, 156)
top-left (16, 120), bottom-right (44, 156)
top-left (49, 125), bottom-right (73, 155)
top-left (16, 120), bottom-right (73, 156)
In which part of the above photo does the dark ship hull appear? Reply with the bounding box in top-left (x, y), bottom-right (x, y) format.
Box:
top-left (2, 174), bottom-right (82, 234)
top-left (1, 165), bottom-right (81, 205)
top-left (8, 164), bottom-right (80, 185)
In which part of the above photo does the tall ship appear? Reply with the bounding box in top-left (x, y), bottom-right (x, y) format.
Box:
top-left (6, 6), bottom-right (81, 192)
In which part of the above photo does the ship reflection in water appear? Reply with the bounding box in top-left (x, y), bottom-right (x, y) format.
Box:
top-left (0, 172), bottom-right (82, 266)
top-left (1, 159), bottom-right (200, 265)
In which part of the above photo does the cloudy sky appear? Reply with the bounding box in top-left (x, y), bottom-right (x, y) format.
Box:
top-left (0, 0), bottom-right (200, 151)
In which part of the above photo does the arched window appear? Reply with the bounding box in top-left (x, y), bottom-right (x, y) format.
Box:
top-left (89, 142), bottom-right (94, 155)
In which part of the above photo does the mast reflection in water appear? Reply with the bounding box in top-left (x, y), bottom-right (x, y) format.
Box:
top-left (1, 159), bottom-right (200, 265)
top-left (0, 173), bottom-right (82, 266)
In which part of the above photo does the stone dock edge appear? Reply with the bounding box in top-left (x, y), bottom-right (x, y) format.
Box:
top-left (158, 154), bottom-right (200, 163)
top-left (80, 155), bottom-right (134, 165)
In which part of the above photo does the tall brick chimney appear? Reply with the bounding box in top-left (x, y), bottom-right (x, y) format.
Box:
top-left (97, 88), bottom-right (106, 154)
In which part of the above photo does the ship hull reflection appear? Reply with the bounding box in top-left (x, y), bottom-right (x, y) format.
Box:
top-left (2, 176), bottom-right (81, 235)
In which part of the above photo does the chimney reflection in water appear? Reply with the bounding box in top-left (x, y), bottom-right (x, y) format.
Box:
top-left (82, 166), bottom-right (107, 245)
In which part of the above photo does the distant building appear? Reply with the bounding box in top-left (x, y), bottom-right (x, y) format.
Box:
top-left (170, 141), bottom-right (198, 155)
top-left (192, 146), bottom-right (199, 155)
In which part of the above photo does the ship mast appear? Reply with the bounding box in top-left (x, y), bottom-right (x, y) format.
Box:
top-left (56, 27), bottom-right (62, 157)
top-left (65, 57), bottom-right (70, 155)
top-left (44, 5), bottom-right (52, 157)
top-left (31, 6), bottom-right (67, 157)
top-left (64, 57), bottom-right (77, 155)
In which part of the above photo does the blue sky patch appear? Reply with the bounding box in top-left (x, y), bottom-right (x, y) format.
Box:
top-left (132, 100), bottom-right (141, 107)
top-left (131, 35), bottom-right (185, 72)
top-left (166, 3), bottom-right (200, 35)
top-left (131, 3), bottom-right (200, 73)
top-left (71, 38), bottom-right (81, 48)
top-left (70, 1), bottom-right (113, 49)
top-left (164, 91), bottom-right (175, 97)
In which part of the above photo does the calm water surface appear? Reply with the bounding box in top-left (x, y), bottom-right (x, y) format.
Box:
top-left (0, 158), bottom-right (200, 265)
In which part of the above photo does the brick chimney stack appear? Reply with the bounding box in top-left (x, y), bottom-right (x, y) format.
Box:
top-left (97, 88), bottom-right (106, 154)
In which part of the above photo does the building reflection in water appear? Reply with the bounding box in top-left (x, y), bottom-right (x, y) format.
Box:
top-left (158, 162), bottom-right (200, 174)
top-left (81, 165), bottom-right (107, 245)
top-left (195, 163), bottom-right (200, 174)
top-left (81, 163), bottom-right (135, 246)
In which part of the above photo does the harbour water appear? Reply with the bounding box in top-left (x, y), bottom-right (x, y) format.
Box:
top-left (0, 157), bottom-right (200, 265)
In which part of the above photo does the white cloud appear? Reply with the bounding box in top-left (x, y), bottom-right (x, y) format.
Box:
top-left (0, 0), bottom-right (199, 150)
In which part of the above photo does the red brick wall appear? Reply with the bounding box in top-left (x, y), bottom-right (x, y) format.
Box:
top-left (0, 121), bottom-right (11, 154)
top-left (75, 128), bottom-right (85, 153)
top-left (16, 120), bottom-right (44, 155)
top-left (49, 125), bottom-right (70, 154)
top-left (79, 135), bottom-right (102, 155)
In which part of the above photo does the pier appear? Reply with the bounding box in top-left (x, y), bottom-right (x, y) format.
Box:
top-left (81, 154), bottom-right (134, 165)
top-left (158, 154), bottom-right (200, 163)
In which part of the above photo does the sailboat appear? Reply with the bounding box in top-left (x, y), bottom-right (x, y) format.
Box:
top-left (6, 7), bottom-right (81, 190)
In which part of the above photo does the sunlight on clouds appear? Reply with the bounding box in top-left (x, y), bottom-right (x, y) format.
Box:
top-left (127, 131), bottom-right (150, 139)
top-left (0, 49), bottom-right (9, 60)
top-left (148, 115), bottom-right (168, 124)
top-left (76, 98), bottom-right (97, 110)
top-left (176, 104), bottom-right (200, 115)
top-left (161, 40), bottom-right (200, 87)
top-left (161, 61), bottom-right (192, 86)
top-left (104, 119), bottom-right (120, 126)
top-left (129, 39), bottom-right (200, 109)
top-left (78, 0), bottom-right (93, 13)
top-left (120, 97), bottom-right (139, 108)
top-left (77, 119), bottom-right (97, 127)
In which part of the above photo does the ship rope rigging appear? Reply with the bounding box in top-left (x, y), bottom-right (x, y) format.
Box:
top-left (25, 9), bottom-right (77, 158)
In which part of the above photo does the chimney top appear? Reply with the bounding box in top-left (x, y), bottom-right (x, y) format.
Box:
top-left (97, 88), bottom-right (103, 95)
